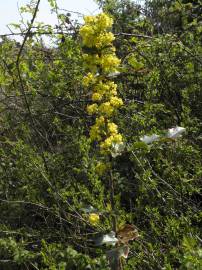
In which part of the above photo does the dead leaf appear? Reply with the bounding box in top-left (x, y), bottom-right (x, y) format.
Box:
top-left (117, 224), bottom-right (139, 244)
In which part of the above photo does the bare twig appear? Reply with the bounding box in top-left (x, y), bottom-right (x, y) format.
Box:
top-left (16, 0), bottom-right (41, 64)
top-left (115, 32), bottom-right (152, 39)
top-left (0, 31), bottom-right (74, 38)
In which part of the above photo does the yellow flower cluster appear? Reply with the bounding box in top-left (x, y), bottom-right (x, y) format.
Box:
top-left (83, 53), bottom-right (120, 74)
top-left (82, 72), bottom-right (96, 87)
top-left (89, 116), bottom-right (105, 141)
top-left (95, 32), bottom-right (115, 49)
top-left (99, 102), bottom-right (114, 116)
top-left (108, 122), bottom-right (118, 134)
top-left (110, 96), bottom-right (123, 107)
top-left (80, 13), bottom-right (123, 154)
top-left (89, 213), bottom-right (100, 225)
top-left (94, 81), bottom-right (117, 98)
top-left (100, 134), bottom-right (123, 152)
top-left (92, 92), bottom-right (102, 101)
top-left (87, 103), bottom-right (98, 115)
top-left (100, 54), bottom-right (121, 73)
top-left (80, 13), bottom-right (113, 49)
top-left (83, 54), bottom-right (99, 74)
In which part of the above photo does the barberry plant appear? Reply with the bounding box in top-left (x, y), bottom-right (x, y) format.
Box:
top-left (80, 13), bottom-right (129, 269)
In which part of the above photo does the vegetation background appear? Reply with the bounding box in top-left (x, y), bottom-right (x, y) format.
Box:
top-left (0, 0), bottom-right (201, 269)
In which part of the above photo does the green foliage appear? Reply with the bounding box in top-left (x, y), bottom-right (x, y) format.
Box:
top-left (0, 0), bottom-right (201, 269)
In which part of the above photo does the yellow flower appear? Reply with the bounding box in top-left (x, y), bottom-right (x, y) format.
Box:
top-left (110, 96), bottom-right (123, 107)
top-left (100, 54), bottom-right (121, 73)
top-left (95, 32), bottom-right (115, 49)
top-left (95, 116), bottom-right (105, 126)
top-left (108, 122), bottom-right (118, 134)
top-left (89, 213), bottom-right (100, 225)
top-left (107, 81), bottom-right (117, 90)
top-left (113, 133), bottom-right (123, 143)
top-left (82, 72), bottom-right (95, 87)
top-left (87, 104), bottom-right (98, 115)
top-left (99, 102), bottom-right (114, 116)
top-left (108, 88), bottom-right (117, 97)
top-left (94, 81), bottom-right (110, 95)
top-left (98, 81), bottom-right (117, 98)
top-left (80, 14), bottom-right (113, 48)
top-left (79, 25), bottom-right (95, 47)
top-left (96, 13), bottom-right (113, 30)
top-left (84, 15), bottom-right (95, 24)
top-left (100, 133), bottom-right (123, 151)
top-left (92, 92), bottom-right (103, 101)
top-left (89, 124), bottom-right (101, 141)
top-left (107, 81), bottom-right (117, 97)
top-left (100, 136), bottom-right (114, 150)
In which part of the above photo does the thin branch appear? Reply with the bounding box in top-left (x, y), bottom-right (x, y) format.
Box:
top-left (0, 198), bottom-right (73, 226)
top-left (14, 0), bottom-right (52, 144)
top-left (109, 169), bottom-right (117, 233)
top-left (115, 32), bottom-right (153, 39)
top-left (57, 8), bottom-right (84, 16)
top-left (0, 31), bottom-right (74, 38)
top-left (0, 31), bottom-right (152, 39)
top-left (16, 0), bottom-right (41, 64)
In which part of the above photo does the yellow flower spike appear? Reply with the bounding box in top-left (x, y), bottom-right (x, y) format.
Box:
top-left (89, 213), bottom-right (100, 225)
top-left (79, 26), bottom-right (95, 48)
top-left (80, 13), bottom-right (124, 155)
top-left (108, 89), bottom-right (117, 98)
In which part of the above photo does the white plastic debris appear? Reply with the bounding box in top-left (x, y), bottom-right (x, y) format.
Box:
top-left (107, 71), bottom-right (121, 78)
top-left (140, 126), bottom-right (186, 145)
top-left (166, 126), bottom-right (186, 139)
top-left (81, 205), bottom-right (97, 214)
top-left (111, 142), bottom-right (125, 158)
top-left (95, 231), bottom-right (118, 246)
top-left (140, 134), bottom-right (160, 144)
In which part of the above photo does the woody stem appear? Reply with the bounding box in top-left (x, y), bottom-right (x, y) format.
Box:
top-left (109, 168), bottom-right (116, 233)
top-left (109, 168), bottom-right (123, 270)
